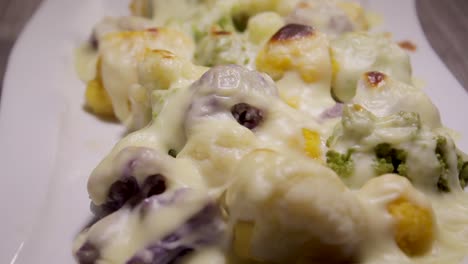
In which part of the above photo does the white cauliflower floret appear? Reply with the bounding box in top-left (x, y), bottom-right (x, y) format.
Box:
top-left (87, 147), bottom-right (206, 207)
top-left (195, 29), bottom-right (253, 67)
top-left (92, 16), bottom-right (157, 42)
top-left (74, 189), bottom-right (222, 264)
top-left (247, 12), bottom-right (284, 44)
top-left (330, 32), bottom-right (412, 102)
top-left (352, 72), bottom-right (441, 129)
top-left (358, 174), bottom-right (436, 257)
top-left (177, 119), bottom-right (259, 190)
top-left (256, 24), bottom-right (331, 84)
top-left (138, 49), bottom-right (208, 120)
top-left (139, 49), bottom-right (205, 88)
top-left (226, 150), bottom-right (367, 263)
top-left (98, 28), bottom-right (194, 129)
top-left (286, 0), bottom-right (368, 38)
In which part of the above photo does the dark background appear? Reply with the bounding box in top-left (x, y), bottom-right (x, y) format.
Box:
top-left (1, 0), bottom-right (468, 95)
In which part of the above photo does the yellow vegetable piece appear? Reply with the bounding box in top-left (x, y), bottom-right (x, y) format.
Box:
top-left (233, 221), bottom-right (255, 259)
top-left (387, 199), bottom-right (434, 256)
top-left (85, 79), bottom-right (115, 117)
top-left (256, 24), bottom-right (331, 84)
top-left (85, 58), bottom-right (114, 117)
top-left (284, 97), bottom-right (299, 109)
top-left (302, 128), bottom-right (322, 159)
top-left (330, 55), bottom-right (340, 81)
top-left (232, 221), bottom-right (271, 263)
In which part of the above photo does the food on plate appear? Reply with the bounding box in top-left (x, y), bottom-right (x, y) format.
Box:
top-left (330, 32), bottom-right (412, 102)
top-left (74, 0), bottom-right (468, 263)
top-left (76, 0), bottom-right (370, 130)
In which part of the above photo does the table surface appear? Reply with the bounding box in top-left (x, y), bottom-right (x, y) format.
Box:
top-left (0, 0), bottom-right (468, 97)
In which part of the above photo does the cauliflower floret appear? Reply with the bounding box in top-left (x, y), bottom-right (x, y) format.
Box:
top-left (330, 32), bottom-right (412, 102)
top-left (177, 119), bottom-right (259, 190)
top-left (194, 29), bottom-right (252, 67)
top-left (247, 12), bottom-right (284, 44)
top-left (352, 72), bottom-right (441, 129)
top-left (139, 49), bottom-right (206, 88)
top-left (85, 60), bottom-right (115, 117)
top-left (336, 1), bottom-right (369, 30)
top-left (185, 65), bottom-right (325, 161)
top-left (138, 49), bottom-right (208, 119)
top-left (226, 150), bottom-right (367, 263)
top-left (326, 103), bottom-right (462, 191)
top-left (359, 174), bottom-right (436, 257)
top-left (92, 16), bottom-right (157, 46)
top-left (98, 28), bottom-right (194, 129)
top-left (87, 147), bottom-right (206, 208)
top-left (286, 0), bottom-right (368, 38)
top-left (74, 189), bottom-right (224, 264)
top-left (256, 24), bottom-right (331, 83)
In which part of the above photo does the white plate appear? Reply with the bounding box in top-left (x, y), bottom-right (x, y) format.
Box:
top-left (0, 0), bottom-right (467, 263)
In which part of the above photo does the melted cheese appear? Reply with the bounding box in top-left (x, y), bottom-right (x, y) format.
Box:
top-left (330, 32), bottom-right (412, 102)
top-left (74, 1), bottom-right (468, 264)
top-left (82, 190), bottom-right (214, 263)
top-left (358, 175), bottom-right (468, 264)
top-left (353, 74), bottom-right (441, 129)
top-left (99, 28), bottom-right (194, 129)
top-left (286, 0), bottom-right (368, 38)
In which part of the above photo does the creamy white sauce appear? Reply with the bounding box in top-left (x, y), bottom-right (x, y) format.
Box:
top-left (74, 1), bottom-right (468, 263)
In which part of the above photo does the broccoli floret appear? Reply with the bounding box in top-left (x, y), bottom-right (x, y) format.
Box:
top-left (216, 16), bottom-right (236, 32)
top-left (457, 154), bottom-right (468, 188)
top-left (192, 15), bottom-right (236, 42)
top-left (459, 163), bottom-right (468, 188)
top-left (194, 30), bottom-right (250, 67)
top-left (458, 154), bottom-right (464, 171)
top-left (435, 136), bottom-right (450, 192)
top-left (397, 163), bottom-right (408, 176)
top-left (232, 12), bottom-right (249, 32)
top-left (374, 158), bottom-right (394, 175)
top-left (326, 150), bottom-right (354, 178)
top-left (437, 177), bottom-right (450, 192)
top-left (375, 142), bottom-right (392, 157)
top-left (373, 143), bottom-right (408, 177)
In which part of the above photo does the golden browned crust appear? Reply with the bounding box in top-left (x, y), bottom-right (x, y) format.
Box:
top-left (365, 71), bottom-right (386, 87)
top-left (398, 41), bottom-right (417, 52)
top-left (270, 24), bottom-right (315, 43)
